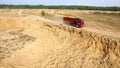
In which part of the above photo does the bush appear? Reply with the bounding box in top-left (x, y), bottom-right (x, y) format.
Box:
top-left (41, 10), bottom-right (46, 16)
top-left (72, 29), bottom-right (75, 33)
top-left (79, 31), bottom-right (82, 35)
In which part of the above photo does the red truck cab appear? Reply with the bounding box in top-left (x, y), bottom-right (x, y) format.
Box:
top-left (63, 17), bottom-right (84, 28)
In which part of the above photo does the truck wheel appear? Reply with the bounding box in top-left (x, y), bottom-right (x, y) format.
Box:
top-left (74, 18), bottom-right (79, 24)
top-left (76, 25), bottom-right (79, 28)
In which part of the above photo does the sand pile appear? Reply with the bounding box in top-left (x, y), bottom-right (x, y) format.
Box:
top-left (0, 10), bottom-right (120, 68)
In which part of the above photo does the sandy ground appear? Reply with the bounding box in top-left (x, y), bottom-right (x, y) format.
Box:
top-left (0, 9), bottom-right (120, 68)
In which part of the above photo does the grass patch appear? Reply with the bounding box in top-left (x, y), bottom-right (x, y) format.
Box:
top-left (72, 29), bottom-right (75, 33)
top-left (60, 24), bottom-right (63, 26)
top-left (79, 31), bottom-right (83, 35)
top-left (41, 10), bottom-right (53, 17)
top-left (41, 10), bottom-right (46, 16)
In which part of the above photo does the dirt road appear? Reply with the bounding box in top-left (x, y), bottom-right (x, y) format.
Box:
top-left (43, 14), bottom-right (120, 38)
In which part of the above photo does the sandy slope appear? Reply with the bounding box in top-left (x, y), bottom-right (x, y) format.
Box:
top-left (0, 9), bottom-right (120, 68)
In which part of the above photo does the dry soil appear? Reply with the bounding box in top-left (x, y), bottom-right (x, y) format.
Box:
top-left (0, 9), bottom-right (120, 68)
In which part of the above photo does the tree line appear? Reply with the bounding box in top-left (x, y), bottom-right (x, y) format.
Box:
top-left (0, 5), bottom-right (119, 11)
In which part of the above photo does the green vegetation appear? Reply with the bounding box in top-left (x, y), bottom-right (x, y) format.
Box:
top-left (0, 4), bottom-right (120, 11)
top-left (72, 29), bottom-right (75, 33)
top-left (41, 10), bottom-right (52, 16)
top-left (60, 24), bottom-right (63, 26)
top-left (41, 10), bottom-right (46, 16)
top-left (79, 31), bottom-right (83, 35)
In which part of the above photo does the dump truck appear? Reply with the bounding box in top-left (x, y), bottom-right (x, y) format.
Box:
top-left (63, 17), bottom-right (84, 28)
